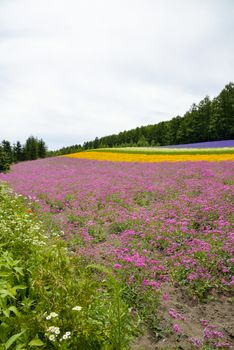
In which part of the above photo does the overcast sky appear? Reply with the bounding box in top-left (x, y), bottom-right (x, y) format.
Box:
top-left (0, 0), bottom-right (233, 150)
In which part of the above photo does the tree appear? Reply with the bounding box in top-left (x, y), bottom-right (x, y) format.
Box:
top-left (38, 139), bottom-right (47, 158)
top-left (23, 136), bottom-right (39, 160)
top-left (13, 141), bottom-right (24, 162)
top-left (51, 82), bottom-right (234, 153)
top-left (167, 116), bottom-right (181, 145)
top-left (215, 83), bottom-right (234, 139)
top-left (137, 135), bottom-right (149, 147)
top-left (195, 96), bottom-right (211, 141)
top-left (93, 137), bottom-right (99, 149)
top-left (1, 140), bottom-right (13, 163)
top-left (0, 147), bottom-right (11, 172)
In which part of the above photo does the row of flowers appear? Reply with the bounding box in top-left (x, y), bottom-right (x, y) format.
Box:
top-left (63, 150), bottom-right (234, 162)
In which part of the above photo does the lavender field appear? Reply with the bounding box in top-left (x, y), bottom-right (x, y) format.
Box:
top-left (163, 140), bottom-right (234, 149)
top-left (1, 157), bottom-right (234, 349)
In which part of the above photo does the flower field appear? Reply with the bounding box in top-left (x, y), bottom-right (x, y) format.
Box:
top-left (1, 153), bottom-right (234, 349)
top-left (162, 140), bottom-right (234, 149)
top-left (64, 150), bottom-right (234, 162)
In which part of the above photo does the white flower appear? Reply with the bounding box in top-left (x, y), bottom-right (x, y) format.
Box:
top-left (54, 327), bottom-right (60, 335)
top-left (72, 306), bottom-right (82, 311)
top-left (49, 334), bottom-right (56, 342)
top-left (46, 312), bottom-right (58, 320)
top-left (47, 326), bottom-right (60, 335)
top-left (48, 326), bottom-right (55, 333)
top-left (61, 331), bottom-right (71, 340)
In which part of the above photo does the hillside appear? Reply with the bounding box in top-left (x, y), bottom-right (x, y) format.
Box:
top-left (1, 155), bottom-right (233, 349)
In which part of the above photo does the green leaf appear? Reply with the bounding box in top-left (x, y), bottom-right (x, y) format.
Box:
top-left (14, 267), bottom-right (24, 276)
top-left (13, 285), bottom-right (27, 291)
top-left (0, 289), bottom-right (15, 299)
top-left (3, 309), bottom-right (10, 318)
top-left (5, 330), bottom-right (25, 350)
top-left (28, 339), bottom-right (44, 347)
top-left (8, 306), bottom-right (20, 316)
top-left (0, 272), bottom-right (10, 278)
top-left (15, 344), bottom-right (26, 350)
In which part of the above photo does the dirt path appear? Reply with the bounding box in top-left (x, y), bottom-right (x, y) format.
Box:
top-left (131, 283), bottom-right (234, 349)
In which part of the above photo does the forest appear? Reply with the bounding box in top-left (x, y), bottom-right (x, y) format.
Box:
top-left (0, 136), bottom-right (47, 172)
top-left (51, 82), bottom-right (234, 155)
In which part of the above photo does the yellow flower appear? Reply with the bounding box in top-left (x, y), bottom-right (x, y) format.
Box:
top-left (63, 151), bottom-right (234, 163)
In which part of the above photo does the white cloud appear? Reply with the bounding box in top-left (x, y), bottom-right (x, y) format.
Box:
top-left (0, 0), bottom-right (233, 149)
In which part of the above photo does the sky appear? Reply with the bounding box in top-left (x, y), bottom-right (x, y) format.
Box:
top-left (0, 0), bottom-right (233, 150)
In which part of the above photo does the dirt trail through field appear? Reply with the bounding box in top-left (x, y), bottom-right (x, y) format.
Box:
top-left (131, 283), bottom-right (234, 349)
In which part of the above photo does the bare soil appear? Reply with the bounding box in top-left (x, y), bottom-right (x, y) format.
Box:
top-left (131, 283), bottom-right (234, 349)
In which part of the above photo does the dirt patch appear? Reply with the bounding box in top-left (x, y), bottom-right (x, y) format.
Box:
top-left (131, 283), bottom-right (234, 349)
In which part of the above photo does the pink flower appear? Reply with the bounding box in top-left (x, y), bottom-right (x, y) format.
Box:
top-left (204, 327), bottom-right (224, 340)
top-left (189, 338), bottom-right (202, 348)
top-left (168, 308), bottom-right (186, 321)
top-left (114, 264), bottom-right (122, 269)
top-left (168, 309), bottom-right (177, 319)
top-left (172, 324), bottom-right (181, 334)
top-left (214, 342), bottom-right (231, 348)
top-left (162, 292), bottom-right (169, 301)
top-left (142, 279), bottom-right (149, 286)
top-left (200, 319), bottom-right (208, 326)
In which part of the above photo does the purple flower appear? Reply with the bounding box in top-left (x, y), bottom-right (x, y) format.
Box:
top-left (1, 156), bottom-right (233, 324)
top-left (204, 327), bottom-right (224, 340)
top-left (172, 324), bottom-right (181, 334)
top-left (200, 319), bottom-right (208, 327)
top-left (214, 342), bottom-right (231, 349)
top-left (162, 292), bottom-right (169, 301)
top-left (163, 140), bottom-right (234, 148)
top-left (189, 338), bottom-right (202, 348)
top-left (168, 309), bottom-right (177, 319)
top-left (113, 264), bottom-right (122, 269)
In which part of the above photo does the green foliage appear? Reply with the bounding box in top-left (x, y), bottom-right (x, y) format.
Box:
top-left (22, 136), bottom-right (47, 160)
top-left (1, 141), bottom-right (13, 163)
top-left (0, 137), bottom-right (48, 173)
top-left (47, 144), bottom-right (82, 156)
top-left (13, 141), bottom-right (24, 162)
top-left (37, 139), bottom-right (47, 159)
top-left (0, 184), bottom-right (136, 349)
top-left (0, 147), bottom-right (11, 172)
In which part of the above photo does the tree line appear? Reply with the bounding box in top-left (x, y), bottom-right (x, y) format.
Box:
top-left (0, 136), bottom-right (47, 172)
top-left (47, 144), bottom-right (83, 157)
top-left (51, 82), bottom-right (234, 155)
top-left (1, 82), bottom-right (233, 164)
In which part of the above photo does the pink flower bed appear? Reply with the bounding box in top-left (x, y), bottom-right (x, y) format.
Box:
top-left (1, 157), bottom-right (233, 298)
